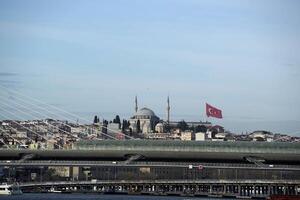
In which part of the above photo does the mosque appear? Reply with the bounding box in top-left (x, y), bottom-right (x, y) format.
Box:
top-left (129, 96), bottom-right (170, 134)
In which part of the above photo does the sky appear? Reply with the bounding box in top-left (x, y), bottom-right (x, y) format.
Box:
top-left (0, 0), bottom-right (300, 135)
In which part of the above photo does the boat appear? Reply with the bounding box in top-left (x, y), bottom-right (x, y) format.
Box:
top-left (48, 187), bottom-right (62, 193)
top-left (0, 183), bottom-right (22, 195)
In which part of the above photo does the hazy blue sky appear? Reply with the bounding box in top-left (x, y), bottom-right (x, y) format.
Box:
top-left (0, 0), bottom-right (300, 134)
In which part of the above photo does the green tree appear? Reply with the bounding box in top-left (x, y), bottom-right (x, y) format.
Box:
top-left (164, 124), bottom-right (171, 133)
top-left (194, 125), bottom-right (207, 133)
top-left (102, 120), bottom-right (108, 134)
top-left (122, 120), bottom-right (126, 132)
top-left (136, 120), bottom-right (141, 133)
top-left (113, 115), bottom-right (121, 128)
top-left (210, 128), bottom-right (218, 138)
top-left (115, 115), bottom-right (121, 124)
top-left (93, 115), bottom-right (98, 124)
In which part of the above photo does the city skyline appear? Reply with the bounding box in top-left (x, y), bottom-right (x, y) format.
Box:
top-left (0, 0), bottom-right (300, 135)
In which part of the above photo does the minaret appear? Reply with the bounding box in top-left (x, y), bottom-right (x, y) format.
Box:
top-left (135, 96), bottom-right (138, 113)
top-left (167, 96), bottom-right (170, 124)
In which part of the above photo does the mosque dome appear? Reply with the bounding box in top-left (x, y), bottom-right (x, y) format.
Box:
top-left (155, 123), bottom-right (164, 133)
top-left (155, 123), bottom-right (163, 127)
top-left (135, 107), bottom-right (156, 117)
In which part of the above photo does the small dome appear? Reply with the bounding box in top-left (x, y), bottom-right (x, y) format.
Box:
top-left (136, 107), bottom-right (156, 117)
top-left (155, 123), bottom-right (164, 133)
top-left (155, 123), bottom-right (163, 128)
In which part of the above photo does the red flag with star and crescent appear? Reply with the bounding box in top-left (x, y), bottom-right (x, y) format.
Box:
top-left (206, 103), bottom-right (223, 119)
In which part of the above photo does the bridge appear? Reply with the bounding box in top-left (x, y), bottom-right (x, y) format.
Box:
top-left (1, 160), bottom-right (300, 171)
top-left (1, 154), bottom-right (299, 198)
top-left (0, 86), bottom-right (300, 198)
top-left (19, 179), bottom-right (300, 198)
top-left (1, 140), bottom-right (300, 163)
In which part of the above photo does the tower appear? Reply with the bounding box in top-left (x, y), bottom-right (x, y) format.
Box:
top-left (167, 96), bottom-right (170, 124)
top-left (135, 96), bottom-right (138, 113)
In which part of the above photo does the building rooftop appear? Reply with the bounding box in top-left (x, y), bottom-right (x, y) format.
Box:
top-left (135, 107), bottom-right (157, 117)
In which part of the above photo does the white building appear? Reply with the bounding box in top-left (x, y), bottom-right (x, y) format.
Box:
top-left (181, 131), bottom-right (193, 141)
top-left (129, 107), bottom-right (160, 134)
top-left (195, 132), bottom-right (206, 141)
top-left (206, 130), bottom-right (212, 140)
top-left (212, 132), bottom-right (226, 141)
top-left (155, 123), bottom-right (164, 133)
top-left (250, 131), bottom-right (274, 142)
top-left (128, 96), bottom-right (171, 135)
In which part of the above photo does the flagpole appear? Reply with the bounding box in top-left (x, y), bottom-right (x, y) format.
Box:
top-left (205, 103), bottom-right (208, 123)
top-left (206, 114), bottom-right (209, 123)
top-left (204, 103), bottom-right (206, 122)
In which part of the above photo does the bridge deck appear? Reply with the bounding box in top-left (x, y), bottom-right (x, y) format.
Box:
top-left (1, 141), bottom-right (300, 163)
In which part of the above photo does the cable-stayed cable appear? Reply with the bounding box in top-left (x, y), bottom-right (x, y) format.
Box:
top-left (0, 94), bottom-right (116, 140)
top-left (0, 85), bottom-right (134, 139)
top-left (0, 98), bottom-right (116, 141)
top-left (0, 128), bottom-right (22, 145)
top-left (0, 114), bottom-right (35, 143)
top-left (0, 107), bottom-right (62, 149)
top-left (0, 126), bottom-right (33, 144)
top-left (0, 89), bottom-right (130, 140)
top-left (0, 96), bottom-right (83, 141)
top-left (0, 138), bottom-right (11, 149)
top-left (0, 100), bottom-right (68, 141)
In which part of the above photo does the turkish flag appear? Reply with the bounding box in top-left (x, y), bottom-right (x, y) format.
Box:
top-left (206, 103), bottom-right (223, 119)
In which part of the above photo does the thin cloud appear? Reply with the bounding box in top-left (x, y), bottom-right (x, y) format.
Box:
top-left (0, 72), bottom-right (20, 87)
top-left (0, 80), bottom-right (21, 88)
top-left (0, 80), bottom-right (19, 84)
top-left (0, 72), bottom-right (18, 76)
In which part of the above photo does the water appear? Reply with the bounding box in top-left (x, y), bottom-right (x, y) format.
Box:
top-left (0, 194), bottom-right (238, 200)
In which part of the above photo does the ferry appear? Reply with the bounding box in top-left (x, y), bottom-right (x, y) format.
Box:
top-left (48, 187), bottom-right (62, 193)
top-left (0, 183), bottom-right (22, 195)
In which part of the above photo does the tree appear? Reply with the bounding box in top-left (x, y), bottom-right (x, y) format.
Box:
top-left (113, 115), bottom-right (121, 128)
top-left (102, 120), bottom-right (108, 134)
top-left (93, 115), bottom-right (98, 124)
top-left (177, 120), bottom-right (188, 131)
top-left (136, 120), bottom-right (141, 133)
top-left (122, 120), bottom-right (126, 132)
top-left (194, 125), bottom-right (207, 133)
top-left (210, 128), bottom-right (218, 138)
top-left (164, 124), bottom-right (171, 133)
top-left (124, 120), bottom-right (128, 129)
top-left (115, 115), bottom-right (121, 124)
